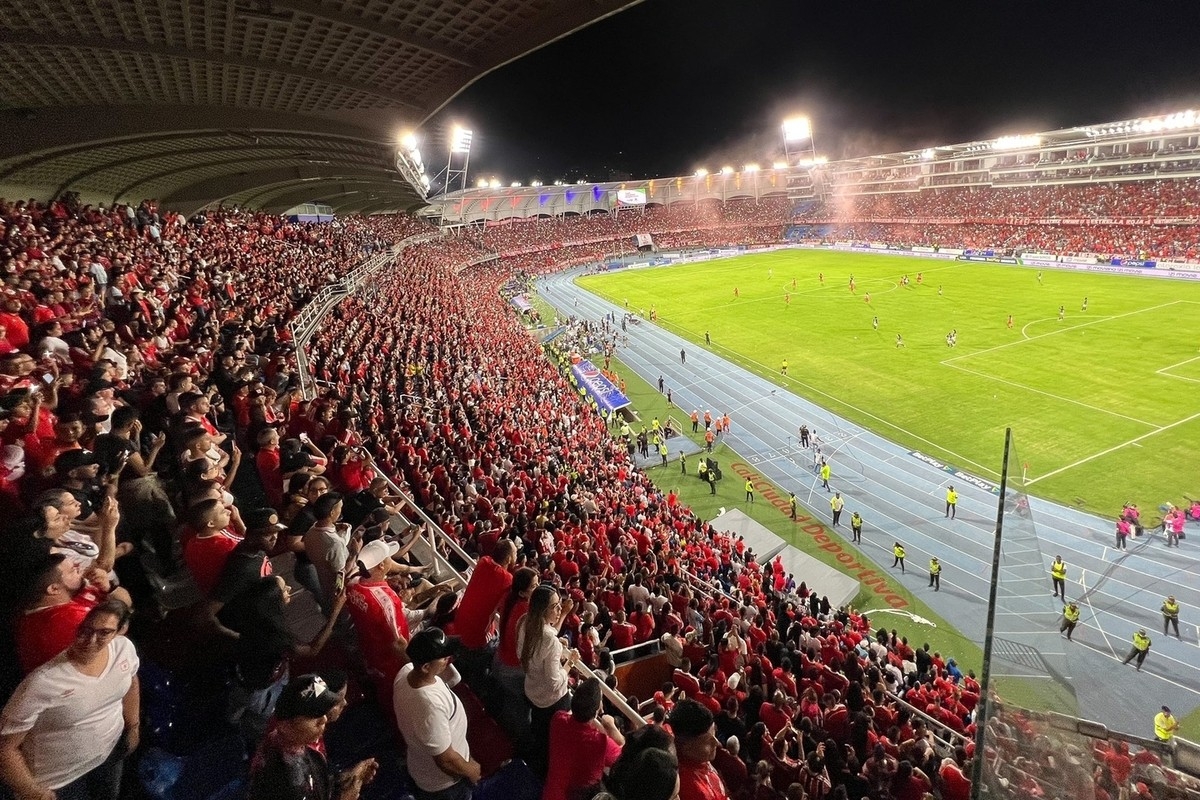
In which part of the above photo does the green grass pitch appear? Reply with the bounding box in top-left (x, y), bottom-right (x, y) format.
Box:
top-left (576, 250), bottom-right (1200, 517)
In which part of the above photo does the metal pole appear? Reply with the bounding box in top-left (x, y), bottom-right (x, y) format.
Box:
top-left (970, 427), bottom-right (1012, 800)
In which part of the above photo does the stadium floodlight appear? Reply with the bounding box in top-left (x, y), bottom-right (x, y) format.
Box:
top-left (400, 132), bottom-right (418, 151)
top-left (489, 178), bottom-right (501, 189)
top-left (921, 148), bottom-right (935, 160)
top-left (772, 161), bottom-right (788, 170)
top-left (476, 178), bottom-right (489, 188)
top-left (553, 180), bottom-right (564, 186)
top-left (511, 182), bottom-right (521, 187)
top-left (720, 166), bottom-right (734, 175)
top-left (694, 168), bottom-right (708, 177)
top-left (993, 134), bottom-right (1041, 150)
top-left (450, 126), bottom-right (474, 153)
top-left (782, 117), bottom-right (811, 142)
top-left (744, 164), bottom-right (760, 172)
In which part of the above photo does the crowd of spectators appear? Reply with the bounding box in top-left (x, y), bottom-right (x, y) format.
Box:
top-left (0, 184), bottom-right (1195, 800)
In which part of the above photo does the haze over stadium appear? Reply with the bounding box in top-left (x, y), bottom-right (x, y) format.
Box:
top-left (1, 3), bottom-right (1199, 800)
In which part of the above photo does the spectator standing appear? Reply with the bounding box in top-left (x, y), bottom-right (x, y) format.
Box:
top-left (670, 699), bottom-right (730, 800)
top-left (0, 601), bottom-right (139, 800)
top-left (345, 539), bottom-right (410, 718)
top-left (394, 628), bottom-right (481, 800)
top-left (248, 674), bottom-right (378, 800)
top-left (303, 492), bottom-right (356, 614)
top-left (455, 540), bottom-right (516, 689)
top-left (543, 677), bottom-right (625, 800)
top-left (518, 585), bottom-right (577, 778)
top-left (16, 552), bottom-right (132, 674)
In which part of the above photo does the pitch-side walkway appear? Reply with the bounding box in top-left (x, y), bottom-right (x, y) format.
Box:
top-left (539, 266), bottom-right (1200, 737)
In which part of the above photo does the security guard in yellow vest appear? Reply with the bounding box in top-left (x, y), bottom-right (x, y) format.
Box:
top-left (928, 557), bottom-right (941, 591)
top-left (1154, 705), bottom-right (1180, 742)
top-left (745, 479), bottom-right (755, 504)
top-left (788, 492), bottom-right (798, 521)
top-left (1122, 629), bottom-right (1152, 671)
top-left (1060, 601), bottom-right (1081, 641)
top-left (1162, 596), bottom-right (1181, 638)
top-left (1050, 555), bottom-right (1067, 598)
top-left (945, 486), bottom-right (957, 519)
top-left (892, 542), bottom-right (906, 573)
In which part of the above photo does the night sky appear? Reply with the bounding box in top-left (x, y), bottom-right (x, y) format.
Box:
top-left (434, 0), bottom-right (1200, 185)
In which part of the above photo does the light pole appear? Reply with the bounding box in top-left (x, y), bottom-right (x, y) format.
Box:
top-left (694, 168), bottom-right (707, 206)
top-left (720, 166), bottom-right (734, 203)
top-left (436, 126), bottom-right (474, 226)
top-left (745, 164), bottom-right (760, 202)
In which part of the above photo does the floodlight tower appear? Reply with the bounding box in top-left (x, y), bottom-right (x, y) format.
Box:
top-left (435, 126), bottom-right (473, 226)
top-left (781, 117), bottom-right (817, 165)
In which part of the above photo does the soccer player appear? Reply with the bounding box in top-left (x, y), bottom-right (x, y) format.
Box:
top-left (916, 272), bottom-right (923, 284)
top-left (784, 293), bottom-right (790, 306)
top-left (938, 285), bottom-right (944, 296)
top-left (863, 292), bottom-right (870, 304)
top-left (1082, 296), bottom-right (1088, 311)
top-left (1058, 305), bottom-right (1065, 321)
top-left (849, 276), bottom-right (856, 293)
top-left (768, 268), bottom-right (773, 279)
top-left (780, 359), bottom-right (788, 376)
top-left (791, 277), bottom-right (796, 289)
top-left (872, 316), bottom-right (879, 330)
top-left (818, 272), bottom-right (824, 284)
top-left (1006, 314), bottom-right (1013, 329)
top-left (1037, 271), bottom-right (1043, 284)
top-left (895, 334), bottom-right (905, 348)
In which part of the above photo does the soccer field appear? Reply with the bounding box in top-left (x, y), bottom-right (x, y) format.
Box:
top-left (577, 250), bottom-right (1200, 517)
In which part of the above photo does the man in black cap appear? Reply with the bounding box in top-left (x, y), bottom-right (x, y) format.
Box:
top-left (206, 508), bottom-right (286, 637)
top-left (248, 674), bottom-right (378, 800)
top-left (393, 628), bottom-right (480, 800)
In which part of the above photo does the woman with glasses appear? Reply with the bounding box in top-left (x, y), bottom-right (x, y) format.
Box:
top-left (517, 585), bottom-right (578, 778)
top-left (0, 600), bottom-right (139, 800)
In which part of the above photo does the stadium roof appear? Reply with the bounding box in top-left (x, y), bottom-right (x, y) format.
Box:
top-left (0, 0), bottom-right (642, 215)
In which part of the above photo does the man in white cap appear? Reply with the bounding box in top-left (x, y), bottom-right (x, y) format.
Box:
top-left (345, 539), bottom-right (409, 717)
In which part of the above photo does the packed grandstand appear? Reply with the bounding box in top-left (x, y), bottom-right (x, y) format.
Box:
top-left (2, 166), bottom-right (1199, 800)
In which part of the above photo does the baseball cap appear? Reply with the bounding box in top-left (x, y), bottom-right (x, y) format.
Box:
top-left (406, 627), bottom-right (460, 665)
top-left (55, 448), bottom-right (98, 473)
top-left (1162, 706), bottom-right (1171, 713)
top-left (245, 507), bottom-right (285, 531)
top-left (275, 674), bottom-right (340, 720)
top-left (356, 539), bottom-right (399, 572)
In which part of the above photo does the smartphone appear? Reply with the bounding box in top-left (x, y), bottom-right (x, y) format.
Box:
top-left (42, 373), bottom-right (54, 384)
top-left (334, 572), bottom-right (345, 594)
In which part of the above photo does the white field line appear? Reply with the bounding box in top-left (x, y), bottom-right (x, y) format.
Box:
top-left (943, 300), bottom-right (1185, 363)
top-left (1156, 355), bottom-right (1200, 384)
top-left (941, 361), bottom-right (1160, 427)
top-left (1027, 409), bottom-right (1200, 485)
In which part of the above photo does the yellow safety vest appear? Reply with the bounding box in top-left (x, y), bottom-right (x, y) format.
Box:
top-left (831, 496), bottom-right (844, 511)
top-left (745, 480), bottom-right (754, 493)
top-left (1163, 601), bottom-right (1179, 619)
top-left (1051, 561), bottom-right (1066, 580)
top-left (1132, 631), bottom-right (1151, 652)
top-left (894, 545), bottom-right (905, 559)
top-left (947, 490), bottom-right (957, 504)
top-left (929, 560), bottom-right (941, 575)
top-left (1155, 712), bottom-right (1177, 741)
top-left (1063, 605), bottom-right (1080, 623)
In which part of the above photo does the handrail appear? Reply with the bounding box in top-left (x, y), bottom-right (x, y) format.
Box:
top-left (886, 690), bottom-right (971, 752)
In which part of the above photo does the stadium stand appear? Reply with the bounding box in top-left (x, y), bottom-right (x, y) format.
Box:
top-left (3, 178), bottom-right (1200, 800)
